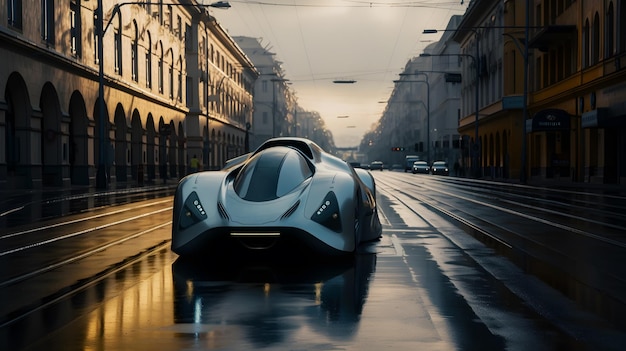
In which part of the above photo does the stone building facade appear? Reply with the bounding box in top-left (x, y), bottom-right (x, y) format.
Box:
top-left (1, 0), bottom-right (256, 189)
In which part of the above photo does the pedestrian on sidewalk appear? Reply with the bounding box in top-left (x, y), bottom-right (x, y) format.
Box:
top-left (190, 154), bottom-right (200, 173)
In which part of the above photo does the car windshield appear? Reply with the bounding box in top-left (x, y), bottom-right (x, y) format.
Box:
top-left (414, 161), bottom-right (427, 165)
top-left (433, 162), bottom-right (446, 167)
top-left (234, 147), bottom-right (313, 202)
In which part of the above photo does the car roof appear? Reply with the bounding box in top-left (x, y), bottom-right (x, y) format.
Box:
top-left (254, 137), bottom-right (323, 161)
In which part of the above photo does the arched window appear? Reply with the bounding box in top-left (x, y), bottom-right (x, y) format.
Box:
top-left (42, 0), bottom-right (54, 45)
top-left (592, 12), bottom-right (600, 65)
top-left (619, 0), bottom-right (626, 53)
top-left (582, 19), bottom-right (591, 68)
top-left (158, 42), bottom-right (164, 94)
top-left (168, 50), bottom-right (174, 99)
top-left (178, 57), bottom-right (183, 102)
top-left (8, 0), bottom-right (23, 29)
top-left (114, 15), bottom-right (122, 74)
top-left (131, 21), bottom-right (139, 82)
top-left (606, 2), bottom-right (615, 58)
top-left (146, 32), bottom-right (152, 88)
top-left (70, 0), bottom-right (81, 57)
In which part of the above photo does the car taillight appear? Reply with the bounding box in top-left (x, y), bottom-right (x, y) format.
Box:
top-left (311, 191), bottom-right (342, 232)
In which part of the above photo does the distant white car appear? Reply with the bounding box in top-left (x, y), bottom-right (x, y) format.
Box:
top-left (411, 161), bottom-right (430, 174)
top-left (431, 161), bottom-right (449, 176)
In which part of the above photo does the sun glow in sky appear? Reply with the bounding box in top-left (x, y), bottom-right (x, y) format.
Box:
top-left (212, 0), bottom-right (467, 147)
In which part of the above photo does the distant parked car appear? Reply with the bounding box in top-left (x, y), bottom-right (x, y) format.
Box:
top-left (370, 161), bottom-right (384, 171)
top-left (430, 161), bottom-right (449, 176)
top-left (411, 161), bottom-right (430, 174)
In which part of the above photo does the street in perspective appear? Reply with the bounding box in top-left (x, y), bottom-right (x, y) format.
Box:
top-left (1, 171), bottom-right (625, 350)
top-left (2, 0), bottom-right (626, 350)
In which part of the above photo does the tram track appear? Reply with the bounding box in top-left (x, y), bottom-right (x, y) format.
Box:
top-left (0, 185), bottom-right (176, 229)
top-left (374, 172), bottom-right (626, 330)
top-left (0, 198), bottom-right (174, 327)
top-left (382, 174), bottom-right (626, 242)
top-left (385, 176), bottom-right (626, 249)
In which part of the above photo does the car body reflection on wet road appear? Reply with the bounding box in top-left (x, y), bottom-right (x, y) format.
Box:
top-left (172, 254), bottom-right (375, 349)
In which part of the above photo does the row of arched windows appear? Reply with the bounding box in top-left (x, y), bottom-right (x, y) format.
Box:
top-left (108, 13), bottom-right (184, 103)
top-left (582, 1), bottom-right (626, 68)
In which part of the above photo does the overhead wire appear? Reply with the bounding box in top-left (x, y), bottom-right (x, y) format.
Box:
top-left (228, 0), bottom-right (462, 10)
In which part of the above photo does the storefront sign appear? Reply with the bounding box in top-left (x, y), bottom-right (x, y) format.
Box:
top-left (581, 108), bottom-right (609, 128)
top-left (528, 109), bottom-right (570, 132)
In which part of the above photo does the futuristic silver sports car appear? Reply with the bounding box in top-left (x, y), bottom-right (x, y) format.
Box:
top-left (171, 137), bottom-right (382, 256)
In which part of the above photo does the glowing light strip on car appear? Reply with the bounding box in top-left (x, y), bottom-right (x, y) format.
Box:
top-left (230, 232), bottom-right (281, 237)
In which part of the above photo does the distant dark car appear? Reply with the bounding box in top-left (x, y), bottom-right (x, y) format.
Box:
top-left (391, 164), bottom-right (403, 171)
top-left (405, 156), bottom-right (420, 172)
top-left (430, 161), bottom-right (449, 176)
top-left (370, 161), bottom-right (383, 171)
top-left (411, 161), bottom-right (430, 174)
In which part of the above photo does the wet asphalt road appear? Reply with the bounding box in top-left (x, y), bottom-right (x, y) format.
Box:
top-left (1, 178), bottom-right (624, 350)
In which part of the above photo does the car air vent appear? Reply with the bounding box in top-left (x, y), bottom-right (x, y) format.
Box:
top-left (217, 201), bottom-right (230, 220)
top-left (281, 200), bottom-right (300, 220)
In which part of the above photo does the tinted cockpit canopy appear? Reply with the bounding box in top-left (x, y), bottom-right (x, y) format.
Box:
top-left (234, 146), bottom-right (313, 202)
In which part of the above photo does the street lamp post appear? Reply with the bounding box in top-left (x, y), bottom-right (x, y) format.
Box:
top-left (424, 28), bottom-right (480, 177)
top-left (522, 0), bottom-right (530, 184)
top-left (94, 0), bottom-right (230, 188)
top-left (95, 1), bottom-right (106, 189)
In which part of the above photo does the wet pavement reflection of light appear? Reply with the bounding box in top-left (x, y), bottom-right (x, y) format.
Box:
top-left (13, 251), bottom-right (384, 351)
top-left (1, 181), bottom-right (613, 350)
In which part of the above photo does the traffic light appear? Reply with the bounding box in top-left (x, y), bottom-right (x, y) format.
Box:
top-left (391, 147), bottom-right (406, 151)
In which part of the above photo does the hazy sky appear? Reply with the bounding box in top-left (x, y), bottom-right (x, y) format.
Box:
top-left (209, 0), bottom-right (468, 147)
